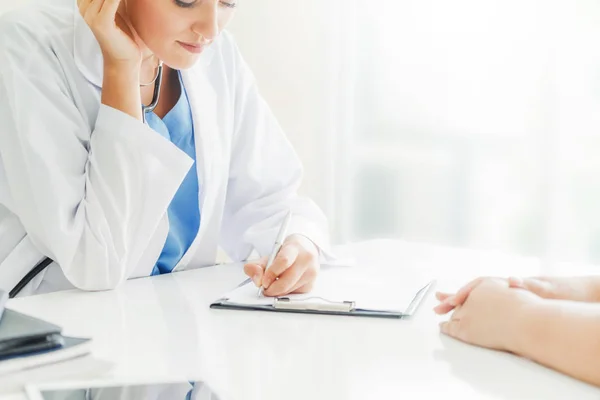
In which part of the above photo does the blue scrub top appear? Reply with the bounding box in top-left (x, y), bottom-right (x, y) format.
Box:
top-left (145, 72), bottom-right (200, 275)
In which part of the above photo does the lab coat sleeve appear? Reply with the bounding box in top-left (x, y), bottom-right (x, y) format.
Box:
top-left (219, 37), bottom-right (334, 262)
top-left (0, 30), bottom-right (193, 290)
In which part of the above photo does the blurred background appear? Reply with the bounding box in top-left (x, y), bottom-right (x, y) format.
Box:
top-left (2, 0), bottom-right (600, 267)
top-left (229, 0), bottom-right (600, 266)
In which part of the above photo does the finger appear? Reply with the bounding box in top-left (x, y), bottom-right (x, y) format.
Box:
top-left (244, 265), bottom-right (263, 287)
top-left (439, 320), bottom-right (460, 338)
top-left (433, 300), bottom-right (456, 315)
top-left (439, 321), bottom-right (449, 334)
top-left (243, 257), bottom-right (268, 287)
top-left (510, 277), bottom-right (552, 297)
top-left (453, 278), bottom-right (484, 306)
top-left (436, 292), bottom-right (453, 301)
top-left (264, 262), bottom-right (306, 297)
top-left (450, 304), bottom-right (465, 320)
top-left (508, 276), bottom-right (524, 288)
top-left (291, 280), bottom-right (315, 294)
top-left (263, 244), bottom-right (299, 289)
top-left (434, 297), bottom-right (464, 315)
top-left (288, 265), bottom-right (318, 294)
top-left (78, 0), bottom-right (94, 15)
top-left (84, 0), bottom-right (104, 21)
top-left (99, 0), bottom-right (122, 21)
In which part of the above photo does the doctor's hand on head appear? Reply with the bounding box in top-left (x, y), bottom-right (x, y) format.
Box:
top-left (244, 235), bottom-right (321, 297)
top-left (80, 0), bottom-right (237, 71)
top-left (78, 0), bottom-right (142, 65)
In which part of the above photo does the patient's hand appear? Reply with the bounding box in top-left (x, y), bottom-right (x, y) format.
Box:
top-left (437, 278), bottom-right (541, 352)
top-left (435, 275), bottom-right (600, 316)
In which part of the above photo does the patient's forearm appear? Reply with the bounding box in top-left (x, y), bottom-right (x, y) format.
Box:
top-left (512, 300), bottom-right (600, 387)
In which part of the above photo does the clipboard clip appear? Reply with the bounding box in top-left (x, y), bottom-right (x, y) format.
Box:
top-left (274, 297), bottom-right (356, 313)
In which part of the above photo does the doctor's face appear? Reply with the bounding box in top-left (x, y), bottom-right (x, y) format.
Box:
top-left (124, 0), bottom-right (238, 69)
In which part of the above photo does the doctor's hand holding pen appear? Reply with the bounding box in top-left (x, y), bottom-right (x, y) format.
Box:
top-left (244, 233), bottom-right (321, 298)
top-left (78, 0), bottom-right (147, 121)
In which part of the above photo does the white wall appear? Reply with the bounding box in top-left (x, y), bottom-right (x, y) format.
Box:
top-left (228, 0), bottom-right (600, 266)
top-left (227, 1), bottom-right (342, 224)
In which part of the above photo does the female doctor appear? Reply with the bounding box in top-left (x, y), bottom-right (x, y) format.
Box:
top-left (0, 0), bottom-right (331, 296)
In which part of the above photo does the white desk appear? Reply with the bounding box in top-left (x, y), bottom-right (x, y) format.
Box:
top-left (4, 240), bottom-right (600, 400)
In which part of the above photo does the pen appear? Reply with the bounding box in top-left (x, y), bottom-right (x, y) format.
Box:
top-left (258, 210), bottom-right (292, 298)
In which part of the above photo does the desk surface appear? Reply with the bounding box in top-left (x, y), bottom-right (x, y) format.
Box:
top-left (4, 240), bottom-right (600, 400)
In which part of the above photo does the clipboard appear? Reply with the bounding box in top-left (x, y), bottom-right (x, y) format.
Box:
top-left (210, 265), bottom-right (435, 319)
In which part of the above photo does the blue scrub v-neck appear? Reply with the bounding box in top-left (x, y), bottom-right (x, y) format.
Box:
top-left (145, 71), bottom-right (200, 275)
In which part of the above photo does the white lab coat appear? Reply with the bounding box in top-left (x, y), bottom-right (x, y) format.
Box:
top-left (0, 0), bottom-right (331, 296)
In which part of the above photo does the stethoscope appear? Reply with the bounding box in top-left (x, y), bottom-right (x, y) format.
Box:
top-left (141, 60), bottom-right (164, 124)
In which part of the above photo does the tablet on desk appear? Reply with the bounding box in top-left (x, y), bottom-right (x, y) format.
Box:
top-left (25, 380), bottom-right (221, 400)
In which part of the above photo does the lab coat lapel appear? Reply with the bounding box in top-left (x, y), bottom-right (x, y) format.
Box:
top-left (182, 66), bottom-right (216, 206)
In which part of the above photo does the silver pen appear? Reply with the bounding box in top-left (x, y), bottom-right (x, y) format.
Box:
top-left (258, 210), bottom-right (293, 298)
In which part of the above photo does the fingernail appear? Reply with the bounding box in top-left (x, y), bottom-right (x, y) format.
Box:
top-left (252, 275), bottom-right (261, 287)
top-left (509, 277), bottom-right (523, 286)
top-left (447, 297), bottom-right (456, 306)
top-left (263, 278), bottom-right (271, 289)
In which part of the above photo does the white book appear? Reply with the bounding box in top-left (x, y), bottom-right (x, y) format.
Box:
top-left (0, 308), bottom-right (91, 376)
